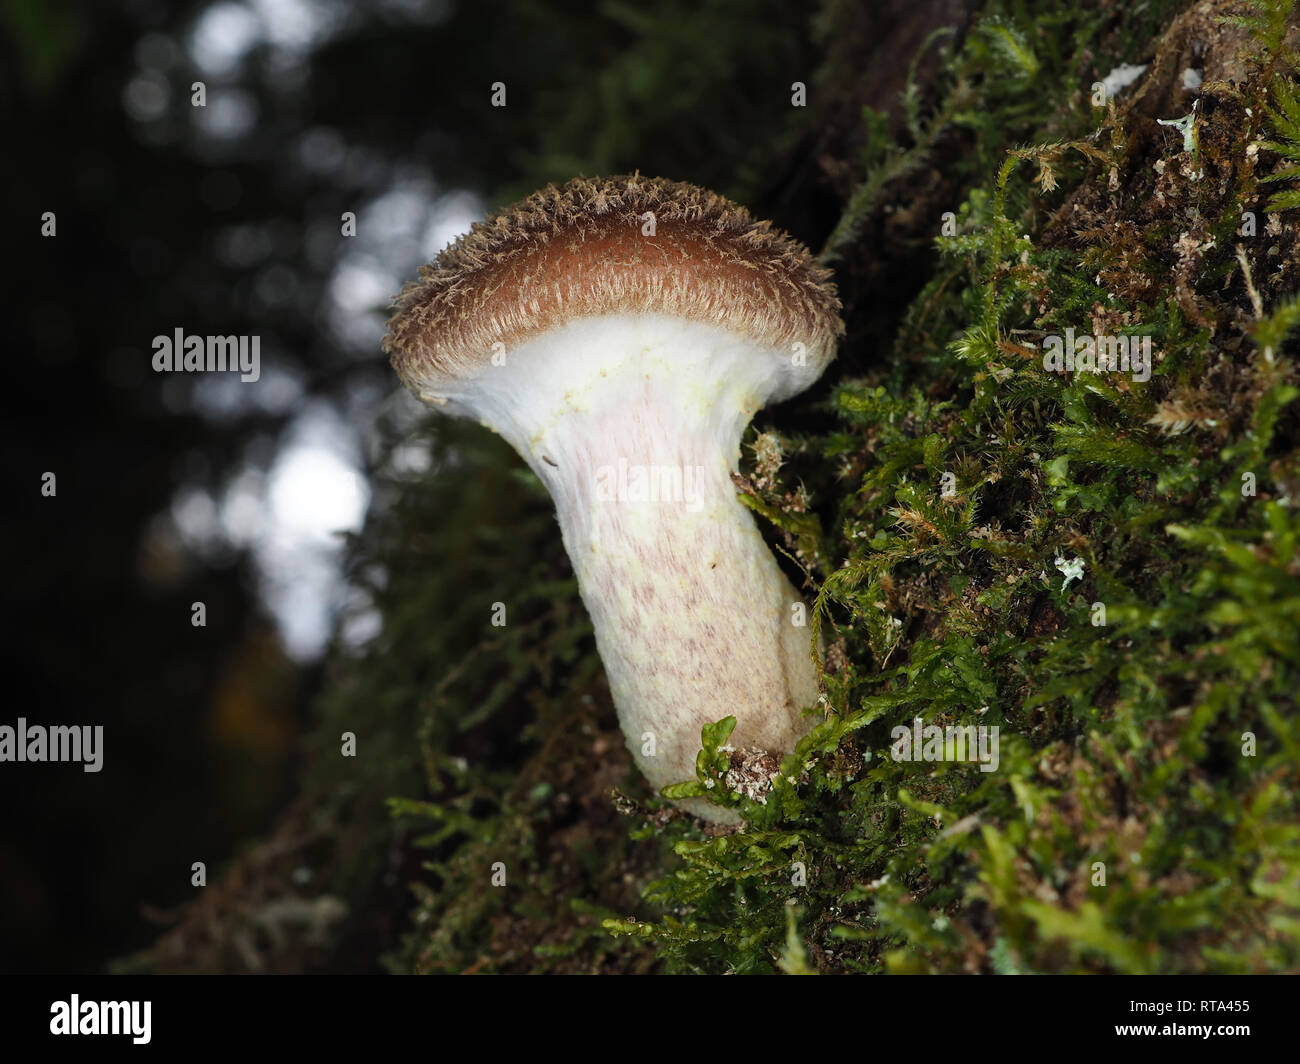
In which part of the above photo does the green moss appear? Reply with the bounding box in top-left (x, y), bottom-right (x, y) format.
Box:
top-left (311, 0), bottom-right (1300, 974)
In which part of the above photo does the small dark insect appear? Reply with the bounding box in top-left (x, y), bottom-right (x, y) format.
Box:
top-left (542, 455), bottom-right (558, 467)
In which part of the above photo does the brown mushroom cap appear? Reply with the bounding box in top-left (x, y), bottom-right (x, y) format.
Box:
top-left (382, 174), bottom-right (843, 393)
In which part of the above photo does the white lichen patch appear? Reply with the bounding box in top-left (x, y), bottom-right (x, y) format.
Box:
top-left (1158, 101), bottom-right (1199, 157)
top-left (1099, 62), bottom-right (1147, 98)
top-left (1054, 555), bottom-right (1085, 589)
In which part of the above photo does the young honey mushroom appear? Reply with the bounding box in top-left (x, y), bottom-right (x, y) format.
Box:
top-left (384, 175), bottom-right (843, 821)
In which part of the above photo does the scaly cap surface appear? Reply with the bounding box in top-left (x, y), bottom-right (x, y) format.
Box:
top-left (383, 174), bottom-right (843, 393)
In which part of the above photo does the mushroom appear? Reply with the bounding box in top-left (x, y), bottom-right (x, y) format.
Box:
top-left (384, 175), bottom-right (843, 822)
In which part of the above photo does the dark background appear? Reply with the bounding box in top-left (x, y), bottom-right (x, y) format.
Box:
top-left (0, 0), bottom-right (881, 972)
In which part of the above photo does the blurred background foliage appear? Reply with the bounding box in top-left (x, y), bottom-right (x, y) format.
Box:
top-left (5, 0), bottom-right (1298, 974)
top-left (2, 0), bottom-right (839, 971)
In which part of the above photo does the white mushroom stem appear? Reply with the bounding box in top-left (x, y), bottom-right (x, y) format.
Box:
top-left (432, 313), bottom-right (820, 820)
